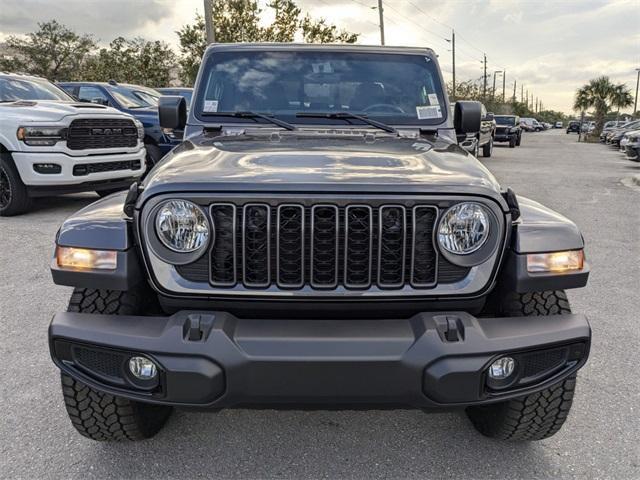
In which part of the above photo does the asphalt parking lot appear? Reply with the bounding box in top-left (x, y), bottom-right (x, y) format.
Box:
top-left (1, 129), bottom-right (639, 479)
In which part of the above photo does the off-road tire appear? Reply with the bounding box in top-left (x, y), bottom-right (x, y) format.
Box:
top-left (467, 290), bottom-right (577, 440)
top-left (509, 136), bottom-right (516, 148)
top-left (61, 287), bottom-right (172, 441)
top-left (516, 133), bottom-right (522, 146)
top-left (482, 137), bottom-right (493, 157)
top-left (0, 153), bottom-right (31, 216)
top-left (145, 144), bottom-right (163, 169)
top-left (61, 373), bottom-right (172, 441)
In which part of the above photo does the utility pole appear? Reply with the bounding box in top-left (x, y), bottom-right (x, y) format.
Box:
top-left (513, 80), bottom-right (517, 103)
top-left (482, 54), bottom-right (487, 99)
top-left (204, 0), bottom-right (215, 44)
top-left (502, 70), bottom-right (506, 103)
top-left (492, 71), bottom-right (502, 101)
top-left (377, 0), bottom-right (385, 46)
top-left (521, 84), bottom-right (524, 103)
top-left (451, 30), bottom-right (456, 100)
top-left (635, 68), bottom-right (640, 114)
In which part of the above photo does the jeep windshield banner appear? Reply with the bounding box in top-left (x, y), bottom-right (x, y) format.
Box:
top-left (195, 51), bottom-right (447, 126)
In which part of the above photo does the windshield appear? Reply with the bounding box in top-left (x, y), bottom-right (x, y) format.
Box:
top-left (108, 85), bottom-right (159, 108)
top-left (0, 77), bottom-right (73, 102)
top-left (195, 50), bottom-right (447, 126)
top-left (495, 116), bottom-right (515, 126)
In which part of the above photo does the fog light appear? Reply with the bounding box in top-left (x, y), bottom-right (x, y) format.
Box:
top-left (488, 357), bottom-right (516, 380)
top-left (128, 356), bottom-right (157, 380)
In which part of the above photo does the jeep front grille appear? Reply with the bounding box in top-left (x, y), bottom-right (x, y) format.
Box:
top-left (175, 201), bottom-right (471, 292)
top-left (67, 118), bottom-right (138, 150)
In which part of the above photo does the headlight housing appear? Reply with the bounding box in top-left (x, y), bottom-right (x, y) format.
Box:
top-left (17, 126), bottom-right (66, 146)
top-left (438, 202), bottom-right (490, 255)
top-left (155, 200), bottom-right (210, 253)
top-left (133, 119), bottom-right (145, 139)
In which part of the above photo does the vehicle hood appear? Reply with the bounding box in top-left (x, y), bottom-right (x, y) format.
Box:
top-left (0, 100), bottom-right (131, 123)
top-left (141, 133), bottom-right (506, 205)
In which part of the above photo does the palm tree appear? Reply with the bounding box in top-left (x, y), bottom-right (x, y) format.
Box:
top-left (573, 76), bottom-right (634, 136)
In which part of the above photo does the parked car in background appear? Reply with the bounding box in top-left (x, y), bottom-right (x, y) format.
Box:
top-left (555, 121), bottom-right (563, 128)
top-left (0, 73), bottom-right (145, 216)
top-left (454, 102), bottom-right (495, 157)
top-left (494, 114), bottom-right (522, 147)
top-left (606, 120), bottom-right (640, 147)
top-left (622, 130), bottom-right (640, 161)
top-left (521, 117), bottom-right (543, 132)
top-left (600, 121), bottom-right (626, 142)
top-left (567, 121), bottom-right (581, 134)
top-left (58, 81), bottom-right (180, 168)
top-left (156, 87), bottom-right (193, 109)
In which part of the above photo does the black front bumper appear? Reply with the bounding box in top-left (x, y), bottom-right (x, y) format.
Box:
top-left (49, 310), bottom-right (590, 409)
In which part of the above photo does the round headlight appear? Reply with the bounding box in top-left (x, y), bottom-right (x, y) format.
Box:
top-left (438, 203), bottom-right (490, 255)
top-left (155, 200), bottom-right (210, 252)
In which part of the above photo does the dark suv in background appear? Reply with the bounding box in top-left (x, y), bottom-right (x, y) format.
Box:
top-left (58, 81), bottom-right (181, 167)
top-left (494, 115), bottom-right (522, 148)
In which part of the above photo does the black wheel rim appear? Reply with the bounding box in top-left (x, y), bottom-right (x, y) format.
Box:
top-left (0, 167), bottom-right (11, 209)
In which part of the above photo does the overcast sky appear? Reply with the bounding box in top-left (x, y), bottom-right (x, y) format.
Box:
top-left (1, 0), bottom-right (638, 112)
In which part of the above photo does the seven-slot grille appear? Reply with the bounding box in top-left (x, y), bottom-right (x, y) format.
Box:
top-left (67, 118), bottom-right (138, 150)
top-left (176, 202), bottom-right (470, 291)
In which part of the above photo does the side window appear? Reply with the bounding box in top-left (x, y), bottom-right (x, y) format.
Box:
top-left (77, 86), bottom-right (109, 105)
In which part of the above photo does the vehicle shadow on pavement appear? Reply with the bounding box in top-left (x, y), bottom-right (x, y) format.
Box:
top-left (28, 194), bottom-right (98, 215)
top-left (78, 409), bottom-right (553, 479)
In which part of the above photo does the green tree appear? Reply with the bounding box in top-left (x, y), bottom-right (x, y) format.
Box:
top-left (84, 37), bottom-right (177, 86)
top-left (176, 0), bottom-right (359, 85)
top-left (0, 20), bottom-right (95, 80)
top-left (573, 76), bottom-right (634, 136)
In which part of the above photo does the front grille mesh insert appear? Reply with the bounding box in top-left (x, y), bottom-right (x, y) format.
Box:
top-left (67, 118), bottom-right (137, 150)
top-left (176, 202), bottom-right (473, 291)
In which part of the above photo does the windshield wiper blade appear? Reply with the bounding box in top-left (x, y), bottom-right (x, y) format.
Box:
top-left (296, 111), bottom-right (398, 134)
top-left (201, 111), bottom-right (297, 131)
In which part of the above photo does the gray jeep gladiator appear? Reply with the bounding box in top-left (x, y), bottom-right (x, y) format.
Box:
top-left (48, 43), bottom-right (590, 442)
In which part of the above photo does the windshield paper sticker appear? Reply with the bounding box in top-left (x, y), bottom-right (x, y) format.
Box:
top-left (416, 105), bottom-right (442, 119)
top-left (428, 93), bottom-right (439, 106)
top-left (203, 100), bottom-right (219, 112)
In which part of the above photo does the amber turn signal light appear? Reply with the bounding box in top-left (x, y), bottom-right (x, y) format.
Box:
top-left (56, 246), bottom-right (117, 271)
top-left (526, 250), bottom-right (584, 273)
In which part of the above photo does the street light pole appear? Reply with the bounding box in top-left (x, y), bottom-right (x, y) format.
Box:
top-left (634, 68), bottom-right (640, 114)
top-left (502, 70), bottom-right (506, 103)
top-left (492, 71), bottom-right (502, 101)
top-left (451, 30), bottom-right (456, 100)
top-left (377, 0), bottom-right (385, 46)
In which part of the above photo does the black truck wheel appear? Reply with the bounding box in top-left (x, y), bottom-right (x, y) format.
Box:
top-left (60, 288), bottom-right (172, 441)
top-left (0, 153), bottom-right (31, 216)
top-left (509, 136), bottom-right (516, 148)
top-left (467, 290), bottom-right (578, 441)
top-left (516, 133), bottom-right (522, 146)
top-left (482, 137), bottom-right (493, 157)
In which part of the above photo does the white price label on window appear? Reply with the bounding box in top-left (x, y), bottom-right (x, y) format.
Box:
top-left (203, 100), bottom-right (219, 112)
top-left (416, 105), bottom-right (442, 119)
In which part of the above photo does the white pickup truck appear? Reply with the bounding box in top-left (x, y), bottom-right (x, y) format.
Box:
top-left (0, 73), bottom-right (146, 216)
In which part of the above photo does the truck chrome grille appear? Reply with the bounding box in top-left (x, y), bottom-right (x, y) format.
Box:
top-left (172, 200), bottom-right (474, 292)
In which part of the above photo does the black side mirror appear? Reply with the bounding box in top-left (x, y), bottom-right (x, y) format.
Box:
top-left (91, 97), bottom-right (108, 106)
top-left (159, 96), bottom-right (187, 130)
top-left (454, 101), bottom-right (482, 134)
top-left (485, 112), bottom-right (494, 121)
